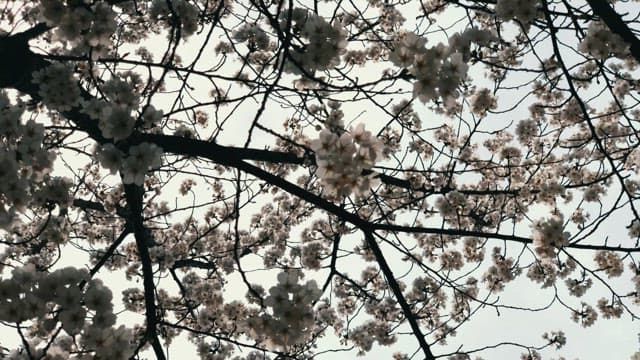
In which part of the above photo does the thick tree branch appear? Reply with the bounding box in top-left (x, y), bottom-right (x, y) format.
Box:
top-left (362, 229), bottom-right (436, 360)
top-left (585, 0), bottom-right (640, 62)
top-left (150, 135), bottom-right (640, 252)
top-left (123, 184), bottom-right (166, 360)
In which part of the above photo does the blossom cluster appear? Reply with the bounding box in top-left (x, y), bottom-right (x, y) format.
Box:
top-left (1, 265), bottom-right (135, 359)
top-left (482, 247), bottom-right (517, 292)
top-left (494, 0), bottom-right (539, 24)
top-left (82, 76), bottom-right (163, 142)
top-left (232, 23), bottom-right (270, 52)
top-left (280, 8), bottom-right (348, 75)
top-left (349, 320), bottom-right (396, 354)
top-left (629, 219), bottom-right (640, 238)
top-left (32, 63), bottom-right (81, 112)
top-left (525, 257), bottom-right (578, 291)
top-left (310, 109), bottom-right (385, 197)
top-left (0, 92), bottom-right (69, 228)
top-left (515, 118), bottom-right (538, 144)
top-left (150, 0), bottom-right (199, 37)
top-left (597, 297), bottom-right (623, 319)
top-left (579, 22), bottom-right (628, 59)
top-left (435, 190), bottom-right (466, 218)
top-left (531, 215), bottom-right (570, 260)
top-left (99, 105), bottom-right (136, 141)
top-left (542, 330), bottom-right (567, 349)
top-left (565, 277), bottom-right (592, 297)
top-left (33, 175), bottom-right (73, 209)
top-left (245, 270), bottom-right (321, 348)
top-left (390, 29), bottom-right (493, 106)
top-left (96, 142), bottom-right (163, 185)
top-left (471, 88), bottom-right (497, 116)
top-left (594, 251), bottom-right (623, 278)
top-left (39, 0), bottom-right (117, 56)
top-left (571, 302), bottom-right (598, 327)
top-left (627, 147), bottom-right (640, 173)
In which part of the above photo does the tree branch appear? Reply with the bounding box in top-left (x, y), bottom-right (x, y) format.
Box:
top-left (123, 184), bottom-right (166, 360)
top-left (362, 229), bottom-right (436, 360)
top-left (585, 0), bottom-right (640, 62)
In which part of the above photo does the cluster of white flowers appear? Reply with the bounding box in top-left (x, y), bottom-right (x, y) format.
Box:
top-left (95, 143), bottom-right (124, 175)
top-left (0, 265), bottom-right (134, 359)
top-left (471, 88), bottom-right (497, 116)
top-left (435, 190), bottom-right (466, 218)
top-left (534, 180), bottom-right (565, 205)
top-left (579, 22), bottom-right (628, 59)
top-left (520, 350), bottom-right (542, 360)
top-left (32, 63), bottom-right (81, 112)
top-left (82, 76), bottom-right (164, 141)
top-left (0, 151), bottom-right (28, 215)
top-left (447, 354), bottom-right (473, 360)
top-left (96, 142), bottom-right (163, 185)
top-left (310, 117), bottom-right (385, 197)
top-left (280, 8), bottom-right (347, 75)
top-left (5, 342), bottom-right (69, 360)
top-left (495, 0), bottom-right (539, 24)
top-left (463, 237), bottom-right (485, 262)
top-left (0, 92), bottom-right (68, 227)
top-left (0, 93), bottom-right (23, 138)
top-left (150, 0), bottom-right (199, 37)
top-left (39, 215), bottom-right (72, 245)
top-left (583, 184), bottom-right (605, 202)
top-left (8, 328), bottom-right (136, 360)
top-left (542, 330), bottom-right (567, 349)
top-left (83, 77), bottom-right (152, 141)
top-left (629, 219), bottom-right (640, 238)
top-left (142, 105), bottom-right (164, 128)
top-left (594, 250), bottom-right (623, 278)
top-left (389, 32), bottom-right (428, 68)
top-left (39, 0), bottom-right (117, 55)
top-left (349, 320), bottom-right (396, 354)
top-left (301, 242), bottom-right (324, 269)
top-left (482, 247), bottom-right (516, 292)
top-left (515, 118), bottom-right (538, 144)
top-left (80, 325), bottom-right (135, 360)
top-left (531, 215), bottom-right (570, 259)
top-left (447, 28), bottom-right (496, 58)
top-left (571, 302), bottom-right (598, 327)
top-left (232, 23), bottom-right (270, 51)
top-left (245, 270), bottom-right (321, 348)
top-left (597, 297), bottom-right (623, 319)
top-left (440, 250), bottom-right (464, 271)
top-left (627, 146), bottom-right (640, 175)
top-left (565, 277), bottom-right (592, 297)
top-left (391, 29), bottom-right (492, 106)
top-left (632, 266), bottom-right (640, 306)
top-left (102, 77), bottom-right (141, 109)
top-left (526, 261), bottom-right (556, 288)
top-left (98, 105), bottom-right (136, 141)
top-left (33, 176), bottom-right (73, 209)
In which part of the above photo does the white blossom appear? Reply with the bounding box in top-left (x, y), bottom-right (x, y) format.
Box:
top-left (531, 216), bottom-right (570, 260)
top-left (121, 142), bottom-right (163, 185)
top-left (32, 63), bottom-right (81, 112)
top-left (495, 0), bottom-right (539, 24)
top-left (311, 121), bottom-right (385, 197)
top-left (579, 22), bottom-right (628, 59)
